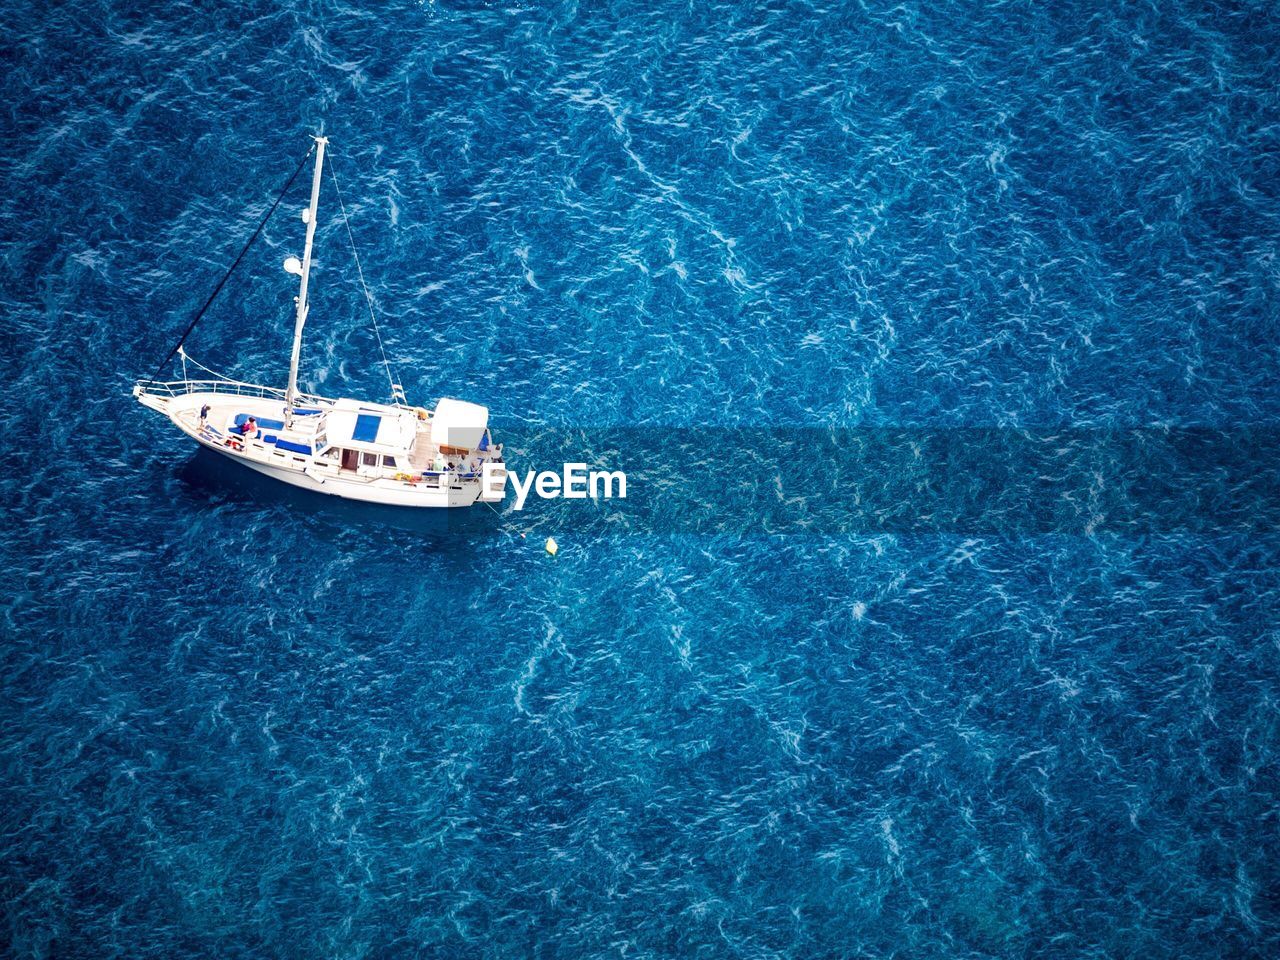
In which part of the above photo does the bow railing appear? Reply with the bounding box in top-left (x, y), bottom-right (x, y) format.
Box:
top-left (132, 377), bottom-right (329, 407)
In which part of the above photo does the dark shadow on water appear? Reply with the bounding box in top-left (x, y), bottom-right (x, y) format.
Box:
top-left (176, 448), bottom-right (505, 539)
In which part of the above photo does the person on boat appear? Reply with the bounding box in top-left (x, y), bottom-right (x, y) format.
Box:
top-left (433, 450), bottom-right (446, 473)
top-left (199, 404), bottom-right (210, 426)
top-left (240, 417), bottom-right (258, 439)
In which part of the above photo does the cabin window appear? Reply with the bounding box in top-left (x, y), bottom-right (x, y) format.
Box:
top-left (382, 455), bottom-right (398, 469)
top-left (362, 451), bottom-right (378, 467)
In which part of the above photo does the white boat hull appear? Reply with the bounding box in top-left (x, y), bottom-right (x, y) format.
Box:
top-left (202, 438), bottom-right (483, 507)
top-left (137, 386), bottom-right (505, 509)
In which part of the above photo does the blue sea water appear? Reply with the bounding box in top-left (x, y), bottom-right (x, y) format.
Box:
top-left (4, 0), bottom-right (1280, 956)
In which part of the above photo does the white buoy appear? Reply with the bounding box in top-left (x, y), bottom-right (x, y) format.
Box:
top-left (545, 537), bottom-right (558, 556)
top-left (283, 256), bottom-right (304, 276)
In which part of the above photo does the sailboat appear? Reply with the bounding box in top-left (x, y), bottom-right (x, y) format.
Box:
top-left (134, 136), bottom-right (507, 508)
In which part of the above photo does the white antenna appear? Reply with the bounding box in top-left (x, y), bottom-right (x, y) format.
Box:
top-left (284, 135), bottom-right (328, 427)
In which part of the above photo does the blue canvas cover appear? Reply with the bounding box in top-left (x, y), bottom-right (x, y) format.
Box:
top-left (352, 414), bottom-right (381, 443)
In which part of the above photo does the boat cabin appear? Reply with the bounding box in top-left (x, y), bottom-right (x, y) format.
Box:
top-left (317, 399), bottom-right (418, 473)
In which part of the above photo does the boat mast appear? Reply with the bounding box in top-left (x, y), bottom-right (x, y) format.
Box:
top-left (284, 134), bottom-right (328, 427)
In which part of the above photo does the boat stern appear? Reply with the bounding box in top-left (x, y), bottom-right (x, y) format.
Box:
top-left (478, 462), bottom-right (507, 503)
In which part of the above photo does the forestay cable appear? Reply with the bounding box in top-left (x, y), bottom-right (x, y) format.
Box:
top-left (148, 143), bottom-right (316, 382)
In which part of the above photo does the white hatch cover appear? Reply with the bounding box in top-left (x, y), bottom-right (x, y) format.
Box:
top-left (432, 398), bottom-right (489, 450)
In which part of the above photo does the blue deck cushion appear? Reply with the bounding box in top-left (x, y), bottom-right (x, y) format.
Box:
top-left (233, 413), bottom-right (286, 431)
top-left (232, 414), bottom-right (311, 454)
top-left (261, 435), bottom-right (313, 456)
top-left (352, 414), bottom-right (381, 443)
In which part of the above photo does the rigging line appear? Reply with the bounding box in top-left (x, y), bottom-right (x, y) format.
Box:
top-left (176, 349), bottom-right (229, 380)
top-left (147, 143), bottom-right (316, 383)
top-left (326, 152), bottom-right (402, 404)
